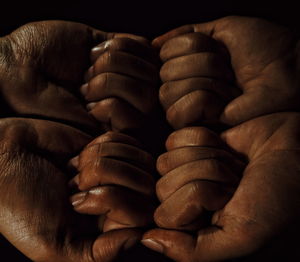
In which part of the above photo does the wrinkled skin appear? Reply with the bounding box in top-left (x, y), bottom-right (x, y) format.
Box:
top-left (153, 16), bottom-right (300, 128)
top-left (143, 16), bottom-right (300, 261)
top-left (0, 21), bottom-right (166, 262)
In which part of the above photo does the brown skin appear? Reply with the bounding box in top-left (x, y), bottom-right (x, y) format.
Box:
top-left (0, 21), bottom-right (161, 261)
top-left (143, 16), bottom-right (300, 261)
top-left (143, 115), bottom-right (300, 261)
top-left (153, 16), bottom-right (300, 128)
top-left (69, 131), bottom-right (157, 233)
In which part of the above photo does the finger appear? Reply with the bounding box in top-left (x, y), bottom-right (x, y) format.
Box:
top-left (142, 214), bottom-right (264, 262)
top-left (154, 181), bottom-right (233, 231)
top-left (91, 228), bottom-right (143, 262)
top-left (152, 24), bottom-right (195, 48)
top-left (77, 141), bottom-right (155, 173)
top-left (159, 32), bottom-right (219, 62)
top-left (91, 37), bottom-right (158, 65)
top-left (160, 52), bottom-right (233, 83)
top-left (75, 157), bottom-right (155, 195)
top-left (71, 186), bottom-right (155, 229)
top-left (107, 32), bottom-right (150, 44)
top-left (157, 146), bottom-right (243, 176)
top-left (165, 90), bottom-right (226, 129)
top-left (86, 51), bottom-right (159, 83)
top-left (86, 131), bottom-right (143, 149)
top-left (82, 72), bottom-right (158, 114)
top-left (165, 126), bottom-right (224, 150)
top-left (156, 158), bottom-right (238, 201)
top-left (88, 97), bottom-right (145, 132)
top-left (159, 78), bottom-right (240, 111)
top-left (220, 87), bottom-right (291, 126)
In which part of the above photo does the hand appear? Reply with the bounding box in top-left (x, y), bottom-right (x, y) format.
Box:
top-left (69, 131), bottom-right (156, 233)
top-left (153, 16), bottom-right (300, 128)
top-left (152, 127), bottom-right (244, 232)
top-left (143, 113), bottom-right (300, 261)
top-left (0, 21), bottom-right (161, 261)
top-left (83, 36), bottom-right (159, 133)
top-left (81, 35), bottom-right (168, 154)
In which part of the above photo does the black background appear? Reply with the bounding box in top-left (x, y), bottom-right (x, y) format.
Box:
top-left (0, 0), bottom-right (299, 261)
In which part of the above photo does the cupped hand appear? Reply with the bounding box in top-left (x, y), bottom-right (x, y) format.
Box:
top-left (153, 16), bottom-right (300, 128)
top-left (0, 119), bottom-right (145, 262)
top-left (0, 21), bottom-right (163, 262)
top-left (143, 113), bottom-right (300, 261)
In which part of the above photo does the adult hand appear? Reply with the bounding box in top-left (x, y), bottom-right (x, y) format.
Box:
top-left (69, 131), bottom-right (156, 232)
top-left (153, 16), bottom-right (300, 128)
top-left (0, 21), bottom-right (160, 261)
top-left (143, 113), bottom-right (300, 261)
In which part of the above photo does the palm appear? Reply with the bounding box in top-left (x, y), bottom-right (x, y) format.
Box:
top-left (0, 21), bottom-right (104, 132)
top-left (0, 21), bottom-right (160, 262)
top-left (198, 16), bottom-right (300, 125)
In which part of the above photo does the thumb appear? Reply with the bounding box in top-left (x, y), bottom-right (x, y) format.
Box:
top-left (152, 19), bottom-right (220, 49)
top-left (142, 226), bottom-right (259, 262)
top-left (71, 229), bottom-right (143, 262)
top-left (90, 229), bottom-right (143, 262)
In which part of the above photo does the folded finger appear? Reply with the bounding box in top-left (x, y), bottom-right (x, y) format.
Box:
top-left (82, 72), bottom-right (157, 114)
top-left (156, 158), bottom-right (238, 201)
top-left (159, 77), bottom-right (240, 111)
top-left (154, 180), bottom-right (233, 230)
top-left (157, 146), bottom-right (243, 176)
top-left (165, 90), bottom-right (225, 129)
top-left (86, 51), bottom-right (159, 83)
top-left (74, 157), bottom-right (155, 195)
top-left (71, 186), bottom-right (155, 229)
top-left (91, 37), bottom-right (158, 65)
top-left (159, 32), bottom-right (219, 62)
top-left (88, 97), bottom-right (145, 132)
top-left (76, 141), bottom-right (155, 173)
top-left (160, 52), bottom-right (233, 83)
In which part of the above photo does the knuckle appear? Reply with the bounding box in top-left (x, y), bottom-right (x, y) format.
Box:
top-left (160, 62), bottom-right (171, 82)
top-left (95, 50), bottom-right (116, 69)
top-left (110, 37), bottom-right (131, 50)
top-left (156, 153), bottom-right (169, 175)
top-left (155, 179), bottom-right (165, 202)
top-left (98, 131), bottom-right (117, 143)
top-left (166, 104), bottom-right (181, 129)
top-left (159, 82), bottom-right (170, 108)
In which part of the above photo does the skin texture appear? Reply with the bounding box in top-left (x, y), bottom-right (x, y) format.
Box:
top-left (152, 16), bottom-right (300, 128)
top-left (142, 16), bottom-right (300, 261)
top-left (0, 21), bottom-right (166, 262)
top-left (82, 36), bottom-right (168, 155)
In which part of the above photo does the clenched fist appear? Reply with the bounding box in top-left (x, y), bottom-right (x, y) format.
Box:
top-left (143, 113), bottom-right (300, 261)
top-left (0, 21), bottom-right (165, 262)
top-left (154, 16), bottom-right (300, 128)
top-left (69, 131), bottom-right (156, 232)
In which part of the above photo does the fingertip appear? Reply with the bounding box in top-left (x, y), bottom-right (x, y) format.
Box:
top-left (141, 238), bottom-right (164, 254)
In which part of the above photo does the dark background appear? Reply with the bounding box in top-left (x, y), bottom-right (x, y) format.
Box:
top-left (0, 0), bottom-right (299, 261)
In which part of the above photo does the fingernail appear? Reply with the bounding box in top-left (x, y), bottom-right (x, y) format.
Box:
top-left (71, 192), bottom-right (87, 207)
top-left (123, 237), bottom-right (139, 250)
top-left (87, 102), bottom-right (97, 110)
top-left (92, 40), bottom-right (110, 53)
top-left (141, 239), bottom-right (164, 253)
top-left (91, 41), bottom-right (111, 62)
top-left (80, 83), bottom-right (89, 96)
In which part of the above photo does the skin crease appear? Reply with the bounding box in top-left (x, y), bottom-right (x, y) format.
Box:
top-left (1, 16), bottom-right (300, 262)
top-left (0, 21), bottom-right (169, 262)
top-left (142, 16), bottom-right (300, 261)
